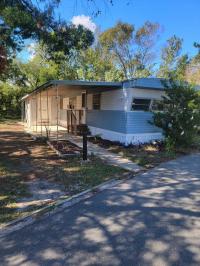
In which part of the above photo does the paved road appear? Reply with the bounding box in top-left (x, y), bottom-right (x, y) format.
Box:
top-left (1, 154), bottom-right (200, 266)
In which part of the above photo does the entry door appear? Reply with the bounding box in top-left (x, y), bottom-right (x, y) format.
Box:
top-left (41, 97), bottom-right (48, 120)
top-left (69, 97), bottom-right (76, 109)
top-left (51, 96), bottom-right (60, 125)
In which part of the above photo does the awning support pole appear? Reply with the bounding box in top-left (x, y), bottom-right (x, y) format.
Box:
top-left (40, 90), bottom-right (42, 136)
top-left (56, 85), bottom-right (59, 141)
top-left (36, 93), bottom-right (38, 133)
top-left (82, 89), bottom-right (88, 161)
top-left (47, 87), bottom-right (50, 139)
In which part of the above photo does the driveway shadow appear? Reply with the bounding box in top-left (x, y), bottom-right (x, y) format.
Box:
top-left (1, 153), bottom-right (200, 265)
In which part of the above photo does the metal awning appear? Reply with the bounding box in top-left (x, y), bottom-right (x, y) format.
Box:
top-left (21, 80), bottom-right (122, 101)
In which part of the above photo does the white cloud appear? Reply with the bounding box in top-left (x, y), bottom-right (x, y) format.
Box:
top-left (71, 15), bottom-right (96, 32)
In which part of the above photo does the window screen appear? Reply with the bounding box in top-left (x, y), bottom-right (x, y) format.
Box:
top-left (82, 93), bottom-right (86, 108)
top-left (93, 94), bottom-right (101, 110)
top-left (131, 98), bottom-right (151, 111)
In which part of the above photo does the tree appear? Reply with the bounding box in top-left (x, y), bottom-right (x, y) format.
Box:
top-left (0, 0), bottom-right (94, 74)
top-left (185, 45), bottom-right (200, 85)
top-left (157, 35), bottom-right (184, 78)
top-left (0, 45), bottom-right (7, 74)
top-left (0, 82), bottom-right (28, 118)
top-left (99, 21), bottom-right (160, 79)
top-left (175, 54), bottom-right (189, 81)
top-left (152, 79), bottom-right (200, 149)
top-left (77, 47), bottom-right (123, 81)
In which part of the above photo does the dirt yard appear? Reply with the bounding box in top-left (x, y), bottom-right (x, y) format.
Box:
top-left (0, 121), bottom-right (126, 225)
top-left (88, 135), bottom-right (200, 169)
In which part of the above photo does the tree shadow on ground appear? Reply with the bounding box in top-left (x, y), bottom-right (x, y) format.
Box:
top-left (0, 154), bottom-right (200, 265)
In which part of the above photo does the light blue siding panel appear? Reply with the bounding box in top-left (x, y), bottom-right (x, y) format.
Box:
top-left (87, 110), bottom-right (161, 134)
top-left (126, 112), bottom-right (162, 134)
top-left (87, 110), bottom-right (127, 133)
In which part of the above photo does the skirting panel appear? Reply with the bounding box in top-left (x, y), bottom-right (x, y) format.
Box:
top-left (88, 126), bottom-right (163, 145)
top-left (89, 126), bottom-right (127, 143)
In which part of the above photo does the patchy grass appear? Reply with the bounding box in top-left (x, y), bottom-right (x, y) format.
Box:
top-left (0, 116), bottom-right (20, 123)
top-left (49, 156), bottom-right (127, 194)
top-left (110, 144), bottom-right (177, 169)
top-left (0, 121), bottom-right (128, 225)
top-left (0, 159), bottom-right (31, 224)
top-left (89, 136), bottom-right (200, 169)
top-left (0, 155), bottom-right (126, 224)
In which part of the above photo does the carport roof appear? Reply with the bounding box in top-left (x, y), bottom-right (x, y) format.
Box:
top-left (21, 80), bottom-right (122, 101)
top-left (21, 78), bottom-right (200, 101)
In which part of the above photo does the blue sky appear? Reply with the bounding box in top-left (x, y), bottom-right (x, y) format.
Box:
top-left (21, 0), bottom-right (199, 61)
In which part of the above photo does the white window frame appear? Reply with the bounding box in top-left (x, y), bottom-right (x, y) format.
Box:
top-left (131, 97), bottom-right (152, 112)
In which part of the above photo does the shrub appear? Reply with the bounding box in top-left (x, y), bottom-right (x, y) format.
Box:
top-left (152, 79), bottom-right (200, 149)
top-left (0, 83), bottom-right (27, 118)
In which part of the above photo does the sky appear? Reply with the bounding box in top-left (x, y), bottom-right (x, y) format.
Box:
top-left (21, 0), bottom-right (200, 61)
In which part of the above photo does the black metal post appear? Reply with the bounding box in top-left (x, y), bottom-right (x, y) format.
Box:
top-left (82, 124), bottom-right (88, 161)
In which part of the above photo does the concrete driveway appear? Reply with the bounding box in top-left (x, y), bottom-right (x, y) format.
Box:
top-left (1, 154), bottom-right (200, 266)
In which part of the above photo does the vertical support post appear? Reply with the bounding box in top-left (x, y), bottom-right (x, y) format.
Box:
top-left (74, 110), bottom-right (77, 135)
top-left (82, 89), bottom-right (88, 160)
top-left (71, 110), bottom-right (73, 134)
top-left (36, 93), bottom-right (38, 133)
top-left (21, 101), bottom-right (24, 123)
top-left (40, 90), bottom-right (42, 136)
top-left (47, 87), bottom-right (49, 139)
top-left (67, 110), bottom-right (69, 133)
top-left (28, 99), bottom-right (31, 129)
top-left (56, 85), bottom-right (59, 141)
top-left (82, 124), bottom-right (88, 161)
top-left (85, 90), bottom-right (88, 125)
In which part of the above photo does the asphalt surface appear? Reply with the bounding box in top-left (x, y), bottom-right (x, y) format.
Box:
top-left (1, 154), bottom-right (200, 266)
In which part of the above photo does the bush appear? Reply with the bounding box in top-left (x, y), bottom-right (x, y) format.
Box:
top-left (0, 83), bottom-right (28, 118)
top-left (152, 79), bottom-right (200, 149)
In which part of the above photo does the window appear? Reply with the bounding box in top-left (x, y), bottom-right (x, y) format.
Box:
top-left (82, 93), bottom-right (86, 108)
top-left (93, 94), bottom-right (101, 110)
top-left (63, 98), bottom-right (69, 109)
top-left (131, 98), bottom-right (151, 111)
top-left (151, 99), bottom-right (164, 112)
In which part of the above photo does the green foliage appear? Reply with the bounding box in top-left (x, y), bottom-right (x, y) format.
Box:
top-left (186, 49), bottom-right (200, 85)
top-left (0, 82), bottom-right (29, 118)
top-left (157, 35), bottom-right (185, 79)
top-left (99, 21), bottom-right (160, 79)
top-left (77, 47), bottom-right (124, 81)
top-left (0, 0), bottom-right (94, 74)
top-left (152, 79), bottom-right (200, 149)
